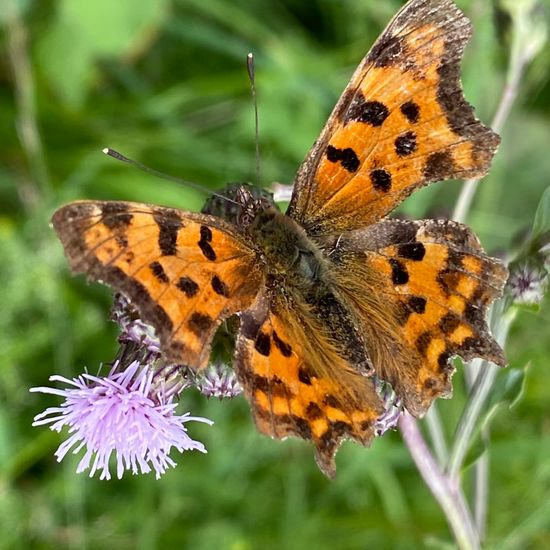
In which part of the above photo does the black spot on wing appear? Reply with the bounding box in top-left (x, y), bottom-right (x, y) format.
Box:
top-left (306, 402), bottom-right (324, 420)
top-left (254, 332), bottom-right (271, 357)
top-left (293, 416), bottom-right (313, 439)
top-left (116, 234), bottom-right (128, 249)
top-left (370, 169), bottom-right (392, 192)
top-left (198, 225), bottom-right (216, 261)
top-left (323, 394), bottom-right (340, 409)
top-left (395, 131), bottom-right (417, 157)
top-left (408, 295), bottom-right (427, 314)
top-left (211, 275), bottom-right (229, 297)
top-left (439, 313), bottom-right (461, 335)
top-left (345, 94), bottom-right (389, 126)
top-left (397, 242), bottom-right (425, 261)
top-left (437, 249), bottom-right (464, 295)
top-left (272, 330), bottom-right (292, 357)
top-left (438, 351), bottom-right (452, 369)
top-left (253, 375), bottom-right (286, 398)
top-left (177, 276), bottom-right (199, 298)
top-left (154, 212), bottom-right (182, 256)
top-left (101, 202), bottom-right (133, 228)
top-left (397, 295), bottom-right (427, 325)
top-left (298, 367), bottom-right (313, 385)
top-left (400, 101), bottom-right (420, 123)
top-left (416, 332), bottom-right (432, 356)
top-left (437, 269), bottom-right (460, 295)
top-left (188, 312), bottom-right (214, 335)
top-left (200, 225), bottom-right (212, 242)
top-left (149, 261), bottom-right (169, 283)
top-left (389, 259), bottom-right (409, 285)
top-left (326, 145), bottom-right (360, 173)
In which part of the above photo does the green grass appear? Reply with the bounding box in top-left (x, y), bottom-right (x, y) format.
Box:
top-left (1, 0), bottom-right (549, 548)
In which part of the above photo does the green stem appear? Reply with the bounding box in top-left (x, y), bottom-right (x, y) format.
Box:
top-left (425, 405), bottom-right (449, 466)
top-left (5, 0), bottom-right (52, 208)
top-left (400, 413), bottom-right (479, 550)
top-left (446, 361), bottom-right (498, 480)
top-left (474, 445), bottom-right (489, 539)
top-left (446, 306), bottom-right (516, 480)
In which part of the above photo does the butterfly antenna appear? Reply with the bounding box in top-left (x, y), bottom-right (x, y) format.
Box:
top-left (102, 148), bottom-right (240, 206)
top-left (247, 53), bottom-right (261, 189)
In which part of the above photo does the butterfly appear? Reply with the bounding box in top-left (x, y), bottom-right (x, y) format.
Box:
top-left (52, 0), bottom-right (507, 477)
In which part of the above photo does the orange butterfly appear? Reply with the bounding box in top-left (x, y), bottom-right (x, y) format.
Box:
top-left (53, 0), bottom-right (507, 477)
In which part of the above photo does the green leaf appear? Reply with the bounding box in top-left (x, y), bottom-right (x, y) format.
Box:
top-left (486, 365), bottom-right (528, 412)
top-left (461, 436), bottom-right (487, 471)
top-left (458, 366), bottom-right (528, 473)
top-left (35, 0), bottom-right (168, 107)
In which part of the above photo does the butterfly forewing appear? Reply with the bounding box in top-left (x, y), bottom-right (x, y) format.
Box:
top-left (52, 201), bottom-right (262, 367)
top-left (288, 0), bottom-right (499, 235)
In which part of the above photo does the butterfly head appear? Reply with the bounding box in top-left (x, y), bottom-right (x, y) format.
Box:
top-left (201, 182), bottom-right (279, 230)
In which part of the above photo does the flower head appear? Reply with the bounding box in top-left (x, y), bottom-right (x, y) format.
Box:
top-left (194, 362), bottom-right (242, 399)
top-left (31, 360), bottom-right (213, 480)
top-left (507, 260), bottom-right (548, 307)
top-left (373, 377), bottom-right (403, 436)
top-left (111, 293), bottom-right (161, 355)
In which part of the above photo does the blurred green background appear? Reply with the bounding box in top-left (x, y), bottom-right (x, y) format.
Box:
top-left (1, 0), bottom-right (549, 548)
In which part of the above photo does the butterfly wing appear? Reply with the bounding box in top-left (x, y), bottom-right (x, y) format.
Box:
top-left (234, 290), bottom-right (384, 477)
top-left (52, 201), bottom-right (262, 368)
top-left (287, 0), bottom-right (498, 235)
top-left (324, 218), bottom-right (507, 415)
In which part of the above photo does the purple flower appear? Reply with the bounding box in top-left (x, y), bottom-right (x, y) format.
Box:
top-left (111, 293), bottom-right (161, 355)
top-left (194, 363), bottom-right (242, 399)
top-left (373, 377), bottom-right (403, 436)
top-left (31, 360), bottom-right (213, 480)
top-left (507, 260), bottom-right (548, 307)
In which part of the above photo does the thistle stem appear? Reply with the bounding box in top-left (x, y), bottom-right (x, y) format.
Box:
top-left (446, 361), bottom-right (498, 480)
top-left (400, 412), bottom-right (479, 550)
top-left (447, 307), bottom-right (515, 480)
top-left (425, 405), bottom-right (449, 465)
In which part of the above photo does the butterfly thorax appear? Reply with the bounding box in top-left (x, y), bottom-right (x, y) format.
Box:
top-left (203, 182), bottom-right (328, 285)
top-left (248, 206), bottom-right (327, 285)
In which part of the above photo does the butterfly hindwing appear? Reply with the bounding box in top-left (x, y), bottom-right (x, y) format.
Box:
top-left (288, 0), bottom-right (499, 235)
top-left (52, 201), bottom-right (262, 368)
top-left (234, 291), bottom-right (384, 477)
top-left (327, 218), bottom-right (507, 415)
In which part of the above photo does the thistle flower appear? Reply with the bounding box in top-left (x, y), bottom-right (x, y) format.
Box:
top-left (373, 377), bottom-right (403, 436)
top-left (194, 362), bottom-right (242, 399)
top-left (111, 293), bottom-right (161, 355)
top-left (31, 360), bottom-right (213, 480)
top-left (507, 260), bottom-right (548, 307)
